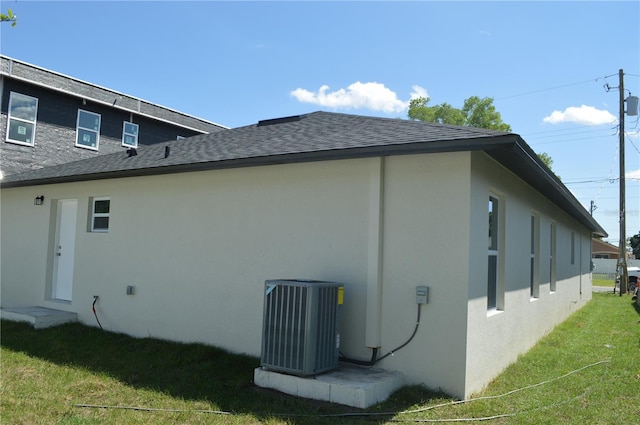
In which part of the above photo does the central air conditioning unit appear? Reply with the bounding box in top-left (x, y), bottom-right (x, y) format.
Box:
top-left (261, 279), bottom-right (343, 376)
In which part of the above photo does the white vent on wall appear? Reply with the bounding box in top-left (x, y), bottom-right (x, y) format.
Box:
top-left (261, 279), bottom-right (343, 376)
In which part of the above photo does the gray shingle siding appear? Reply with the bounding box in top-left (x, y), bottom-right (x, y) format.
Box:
top-left (1, 56), bottom-right (226, 133)
top-left (1, 79), bottom-right (212, 176)
top-left (1, 56), bottom-right (228, 176)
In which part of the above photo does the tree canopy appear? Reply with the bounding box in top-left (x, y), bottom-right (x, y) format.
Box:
top-left (408, 95), bottom-right (512, 132)
top-left (537, 152), bottom-right (553, 169)
top-left (408, 95), bottom-right (559, 173)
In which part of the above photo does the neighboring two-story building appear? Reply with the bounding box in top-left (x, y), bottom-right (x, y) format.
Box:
top-left (0, 56), bottom-right (227, 177)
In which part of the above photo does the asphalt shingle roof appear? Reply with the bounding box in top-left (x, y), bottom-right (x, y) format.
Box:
top-left (0, 111), bottom-right (606, 237)
top-left (1, 111), bottom-right (514, 183)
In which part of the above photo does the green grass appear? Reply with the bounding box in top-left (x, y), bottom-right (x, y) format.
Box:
top-left (2, 293), bottom-right (639, 424)
top-left (592, 275), bottom-right (615, 287)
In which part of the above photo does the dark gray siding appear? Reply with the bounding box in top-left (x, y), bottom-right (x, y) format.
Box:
top-left (1, 56), bottom-right (225, 134)
top-left (1, 79), bottom-right (212, 176)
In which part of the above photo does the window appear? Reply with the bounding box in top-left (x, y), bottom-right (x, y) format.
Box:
top-left (6, 92), bottom-right (38, 146)
top-left (570, 232), bottom-right (576, 265)
top-left (76, 109), bottom-right (101, 150)
top-left (122, 121), bottom-right (139, 148)
top-left (90, 197), bottom-right (110, 232)
top-left (550, 222), bottom-right (557, 292)
top-left (530, 214), bottom-right (539, 299)
top-left (488, 196), bottom-right (499, 310)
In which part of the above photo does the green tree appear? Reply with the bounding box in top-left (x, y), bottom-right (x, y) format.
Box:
top-left (630, 231), bottom-right (640, 259)
top-left (537, 152), bottom-right (559, 177)
top-left (408, 96), bottom-right (511, 131)
top-left (537, 152), bottom-right (553, 168)
top-left (409, 95), bottom-right (559, 174)
top-left (1, 8), bottom-right (17, 26)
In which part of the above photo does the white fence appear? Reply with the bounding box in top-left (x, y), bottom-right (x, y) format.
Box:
top-left (592, 258), bottom-right (640, 279)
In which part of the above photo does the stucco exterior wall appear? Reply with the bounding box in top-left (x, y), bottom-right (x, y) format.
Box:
top-left (375, 153), bottom-right (471, 397)
top-left (464, 152), bottom-right (593, 397)
top-left (2, 159), bottom-right (372, 354)
top-left (1, 152), bottom-right (474, 395)
top-left (0, 150), bottom-right (595, 399)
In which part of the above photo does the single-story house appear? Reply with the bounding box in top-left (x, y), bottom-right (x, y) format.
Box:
top-left (0, 111), bottom-right (606, 399)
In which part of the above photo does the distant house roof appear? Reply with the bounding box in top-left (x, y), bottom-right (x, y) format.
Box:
top-left (592, 238), bottom-right (620, 258)
top-left (0, 111), bottom-right (607, 237)
top-left (0, 55), bottom-right (228, 133)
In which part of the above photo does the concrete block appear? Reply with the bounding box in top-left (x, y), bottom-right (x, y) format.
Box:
top-left (254, 365), bottom-right (405, 408)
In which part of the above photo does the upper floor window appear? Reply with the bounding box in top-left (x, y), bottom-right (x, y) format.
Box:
top-left (76, 109), bottom-right (101, 151)
top-left (122, 122), bottom-right (139, 148)
top-left (6, 92), bottom-right (38, 146)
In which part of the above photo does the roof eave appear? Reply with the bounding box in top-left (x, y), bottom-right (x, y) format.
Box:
top-left (487, 137), bottom-right (607, 238)
top-left (1, 135), bottom-right (517, 188)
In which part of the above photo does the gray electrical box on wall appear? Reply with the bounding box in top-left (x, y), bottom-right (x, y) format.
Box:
top-left (416, 285), bottom-right (429, 304)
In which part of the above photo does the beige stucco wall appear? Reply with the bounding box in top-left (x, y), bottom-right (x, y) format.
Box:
top-left (374, 153), bottom-right (471, 397)
top-left (0, 151), bottom-right (595, 399)
top-left (2, 159), bottom-right (372, 354)
top-left (464, 152), bottom-right (593, 397)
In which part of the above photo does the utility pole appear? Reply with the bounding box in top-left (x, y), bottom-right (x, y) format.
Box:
top-left (618, 69), bottom-right (628, 295)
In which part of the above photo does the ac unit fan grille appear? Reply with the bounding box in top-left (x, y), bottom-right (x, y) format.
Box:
top-left (261, 280), bottom-right (342, 376)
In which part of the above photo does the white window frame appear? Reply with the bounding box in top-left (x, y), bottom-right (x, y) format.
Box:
top-left (90, 197), bottom-right (110, 233)
top-left (122, 121), bottom-right (139, 148)
top-left (6, 92), bottom-right (38, 146)
top-left (76, 109), bottom-right (101, 151)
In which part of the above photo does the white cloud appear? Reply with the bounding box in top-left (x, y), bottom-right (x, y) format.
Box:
top-left (290, 82), bottom-right (426, 114)
top-left (410, 85), bottom-right (428, 100)
top-left (626, 168), bottom-right (640, 180)
top-left (543, 105), bottom-right (616, 126)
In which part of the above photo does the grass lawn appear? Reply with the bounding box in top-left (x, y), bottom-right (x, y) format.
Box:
top-left (592, 275), bottom-right (615, 287)
top-left (2, 292), bottom-right (639, 424)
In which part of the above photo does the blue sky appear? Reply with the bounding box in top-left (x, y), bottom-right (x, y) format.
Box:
top-left (1, 1), bottom-right (639, 246)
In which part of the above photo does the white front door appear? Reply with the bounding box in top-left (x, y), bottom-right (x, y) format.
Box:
top-left (52, 199), bottom-right (77, 301)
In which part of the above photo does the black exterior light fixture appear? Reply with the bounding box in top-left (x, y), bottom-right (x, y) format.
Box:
top-left (34, 195), bottom-right (44, 206)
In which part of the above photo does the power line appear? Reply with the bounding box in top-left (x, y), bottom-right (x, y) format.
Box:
top-left (628, 137), bottom-right (640, 154)
top-left (522, 124), bottom-right (610, 137)
top-left (564, 177), bottom-right (640, 185)
top-left (495, 78), bottom-right (601, 100)
top-left (526, 128), bottom-right (614, 140)
top-left (529, 134), bottom-right (617, 145)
